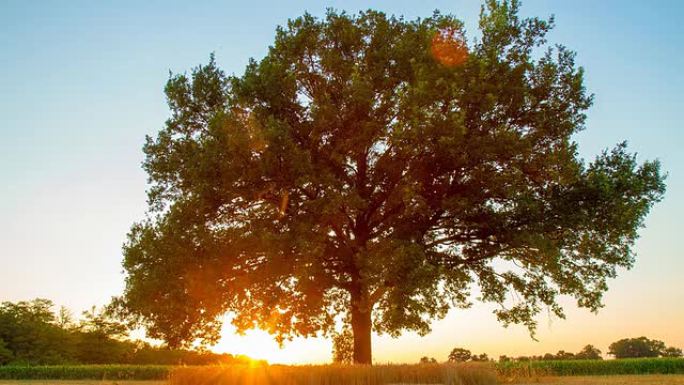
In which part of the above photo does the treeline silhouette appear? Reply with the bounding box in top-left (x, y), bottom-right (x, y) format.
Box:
top-left (430, 340), bottom-right (683, 364)
top-left (498, 344), bottom-right (603, 362)
top-left (0, 299), bottom-right (251, 366)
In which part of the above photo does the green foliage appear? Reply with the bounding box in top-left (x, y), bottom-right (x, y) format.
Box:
top-left (0, 299), bottom-right (74, 364)
top-left (0, 365), bottom-right (170, 380)
top-left (552, 350), bottom-right (575, 360)
top-left (497, 357), bottom-right (684, 376)
top-left (74, 306), bottom-right (131, 364)
top-left (118, 0), bottom-right (665, 364)
top-left (0, 339), bottom-right (12, 365)
top-left (0, 299), bottom-right (248, 366)
top-left (574, 344), bottom-right (602, 360)
top-left (663, 347), bottom-right (684, 358)
top-left (608, 337), bottom-right (667, 358)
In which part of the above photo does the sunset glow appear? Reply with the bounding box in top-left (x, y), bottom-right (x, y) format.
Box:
top-left (1, 0), bottom-right (683, 369)
top-left (212, 323), bottom-right (330, 364)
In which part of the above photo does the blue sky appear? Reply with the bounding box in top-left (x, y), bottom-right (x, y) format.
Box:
top-left (1, 1), bottom-right (683, 363)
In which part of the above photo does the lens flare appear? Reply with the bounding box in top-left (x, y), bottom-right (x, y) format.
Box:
top-left (431, 28), bottom-right (468, 67)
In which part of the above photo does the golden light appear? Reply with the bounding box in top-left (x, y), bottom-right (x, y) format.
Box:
top-left (212, 321), bottom-right (331, 365)
top-left (431, 27), bottom-right (468, 67)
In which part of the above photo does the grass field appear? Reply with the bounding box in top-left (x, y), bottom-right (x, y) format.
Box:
top-left (168, 362), bottom-right (496, 385)
top-left (1, 359), bottom-right (684, 385)
top-left (0, 366), bottom-right (171, 381)
top-left (3, 375), bottom-right (684, 384)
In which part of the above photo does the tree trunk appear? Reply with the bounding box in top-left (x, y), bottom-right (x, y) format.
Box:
top-left (351, 297), bottom-right (372, 364)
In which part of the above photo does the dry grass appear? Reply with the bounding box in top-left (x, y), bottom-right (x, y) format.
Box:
top-left (503, 374), bottom-right (684, 385)
top-left (168, 363), bottom-right (497, 385)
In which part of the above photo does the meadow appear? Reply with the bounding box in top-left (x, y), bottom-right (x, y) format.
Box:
top-left (0, 366), bottom-right (170, 381)
top-left (2, 359), bottom-right (684, 385)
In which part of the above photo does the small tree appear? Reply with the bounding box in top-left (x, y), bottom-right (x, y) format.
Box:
top-left (420, 356), bottom-right (438, 364)
top-left (575, 344), bottom-right (602, 360)
top-left (554, 350), bottom-right (575, 360)
top-left (448, 348), bottom-right (472, 362)
top-left (662, 347), bottom-right (683, 358)
top-left (471, 353), bottom-right (489, 362)
top-left (608, 337), bottom-right (665, 358)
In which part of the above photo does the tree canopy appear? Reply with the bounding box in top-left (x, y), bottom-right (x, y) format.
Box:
top-left (116, 0), bottom-right (665, 364)
top-left (575, 345), bottom-right (602, 360)
top-left (448, 348), bottom-right (472, 363)
top-left (0, 299), bottom-right (244, 366)
top-left (608, 337), bottom-right (678, 359)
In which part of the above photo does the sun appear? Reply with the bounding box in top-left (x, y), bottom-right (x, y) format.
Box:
top-left (211, 321), bottom-right (330, 365)
top-left (213, 328), bottom-right (288, 364)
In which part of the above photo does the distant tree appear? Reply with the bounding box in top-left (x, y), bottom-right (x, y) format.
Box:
top-left (554, 350), bottom-right (575, 360)
top-left (75, 306), bottom-right (131, 364)
top-left (332, 328), bottom-right (354, 364)
top-left (79, 306), bottom-right (128, 339)
top-left (115, 0), bottom-right (665, 365)
top-left (448, 348), bottom-right (472, 362)
top-left (662, 347), bottom-right (683, 358)
top-left (608, 337), bottom-right (666, 358)
top-left (0, 338), bottom-right (12, 365)
top-left (0, 298), bottom-right (249, 366)
top-left (471, 353), bottom-right (490, 362)
top-left (542, 353), bottom-right (555, 361)
top-left (57, 306), bottom-right (75, 330)
top-left (128, 341), bottom-right (250, 365)
top-left (0, 299), bottom-right (74, 364)
top-left (498, 355), bottom-right (511, 363)
top-left (575, 344), bottom-right (602, 360)
top-left (420, 356), bottom-right (438, 364)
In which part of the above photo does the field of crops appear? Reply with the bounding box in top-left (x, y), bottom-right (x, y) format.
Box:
top-left (0, 363), bottom-right (495, 385)
top-left (1, 358), bottom-right (683, 384)
top-left (498, 358), bottom-right (684, 377)
top-left (0, 365), bottom-right (171, 381)
top-left (508, 375), bottom-right (684, 385)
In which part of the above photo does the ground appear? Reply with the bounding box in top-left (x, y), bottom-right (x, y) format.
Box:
top-left (2, 376), bottom-right (684, 385)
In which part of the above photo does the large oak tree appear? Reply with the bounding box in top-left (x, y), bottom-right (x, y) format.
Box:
top-left (116, 0), bottom-right (665, 364)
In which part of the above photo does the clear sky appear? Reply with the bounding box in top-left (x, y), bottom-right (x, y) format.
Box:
top-left (1, 0), bottom-right (683, 364)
